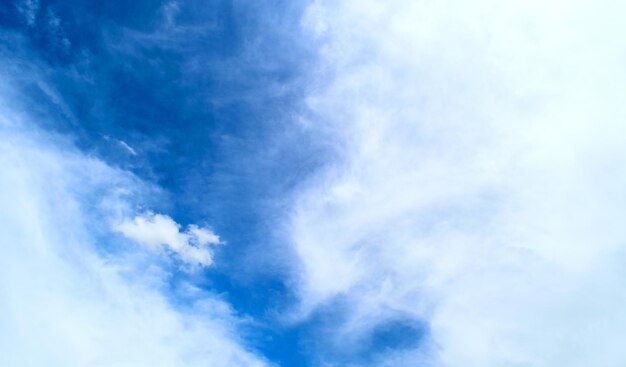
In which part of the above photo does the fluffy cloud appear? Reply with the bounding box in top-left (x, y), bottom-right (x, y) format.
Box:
top-left (291, 0), bottom-right (626, 365)
top-left (114, 212), bottom-right (221, 268)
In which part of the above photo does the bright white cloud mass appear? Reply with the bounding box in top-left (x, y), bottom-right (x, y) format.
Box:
top-left (2, 0), bottom-right (626, 366)
top-left (114, 212), bottom-right (221, 268)
top-left (290, 0), bottom-right (626, 365)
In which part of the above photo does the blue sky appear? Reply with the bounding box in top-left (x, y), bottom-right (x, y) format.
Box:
top-left (2, 0), bottom-right (626, 366)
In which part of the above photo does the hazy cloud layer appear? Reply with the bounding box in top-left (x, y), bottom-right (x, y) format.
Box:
top-left (290, 0), bottom-right (626, 365)
top-left (4, 0), bottom-right (626, 365)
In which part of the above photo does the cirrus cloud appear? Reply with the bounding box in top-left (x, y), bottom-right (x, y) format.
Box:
top-left (289, 0), bottom-right (626, 365)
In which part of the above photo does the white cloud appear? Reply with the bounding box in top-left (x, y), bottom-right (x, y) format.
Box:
top-left (118, 140), bottom-right (137, 155)
top-left (188, 224), bottom-right (221, 245)
top-left (0, 93), bottom-right (268, 367)
top-left (291, 0), bottom-right (626, 365)
top-left (114, 212), bottom-right (221, 268)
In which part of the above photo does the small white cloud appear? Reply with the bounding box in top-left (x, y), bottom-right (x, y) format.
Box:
top-left (114, 213), bottom-right (221, 268)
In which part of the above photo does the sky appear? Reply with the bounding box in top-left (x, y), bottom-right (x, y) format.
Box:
top-left (1, 0), bottom-right (626, 366)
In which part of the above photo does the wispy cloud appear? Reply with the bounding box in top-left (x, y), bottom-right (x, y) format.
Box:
top-left (290, 0), bottom-right (626, 365)
top-left (15, 0), bottom-right (39, 27)
top-left (0, 76), bottom-right (268, 367)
